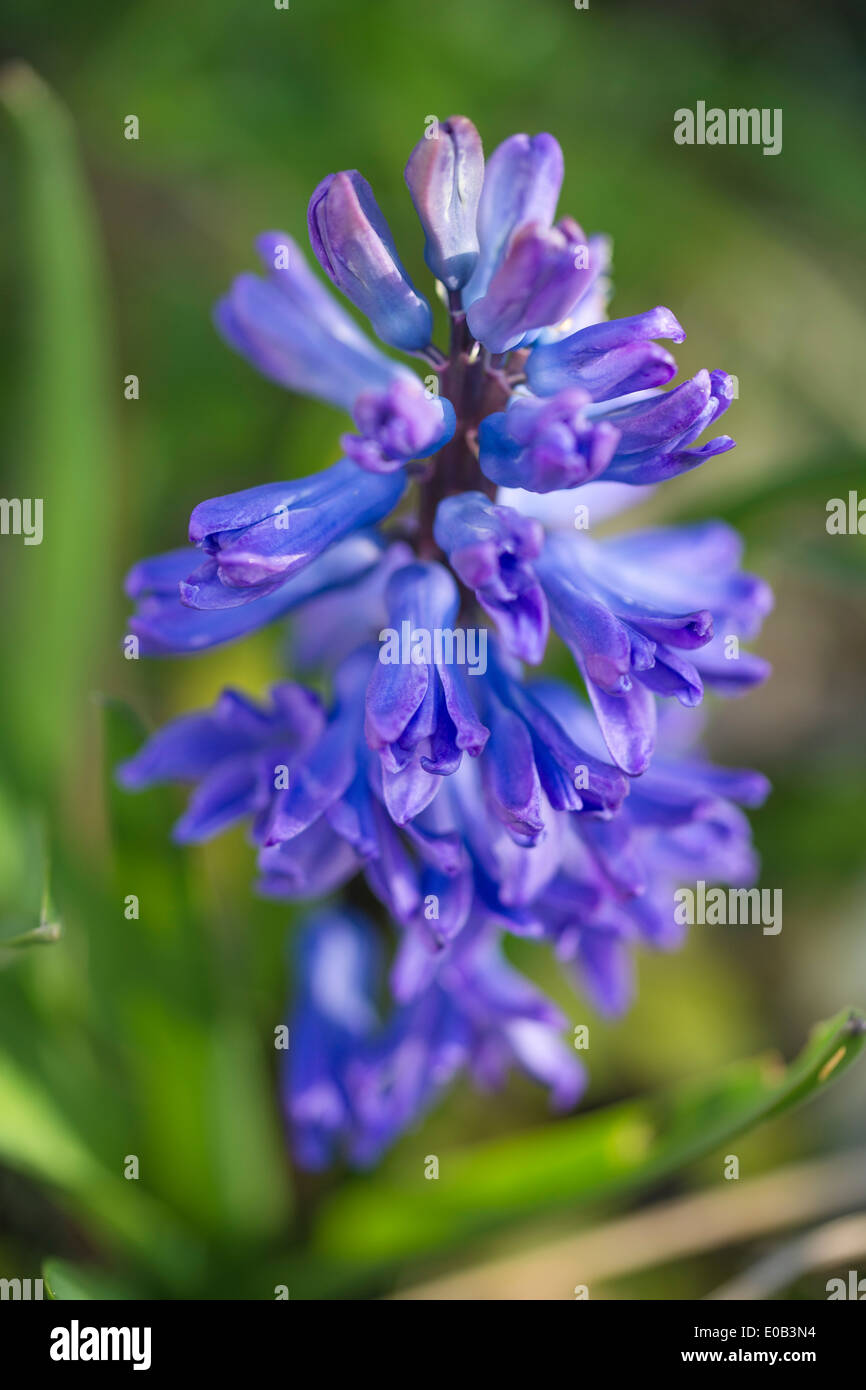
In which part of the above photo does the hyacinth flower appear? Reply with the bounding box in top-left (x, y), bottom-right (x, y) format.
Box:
top-left (183, 459), bottom-right (408, 601)
top-left (404, 115), bottom-right (484, 291)
top-left (125, 532), bottom-right (386, 655)
top-left (121, 116), bottom-right (772, 1167)
top-left (525, 692), bottom-right (771, 1017)
top-left (117, 684), bottom-right (326, 843)
top-left (535, 521), bottom-right (772, 773)
top-left (479, 365), bottom-right (735, 493)
top-left (433, 492), bottom-right (549, 662)
top-left (466, 216), bottom-right (599, 355)
top-left (434, 492), bottom-right (770, 772)
top-left (216, 232), bottom-right (454, 472)
top-left (460, 131), bottom-right (563, 310)
top-left (285, 910), bottom-right (584, 1169)
top-left (478, 388), bottom-right (622, 493)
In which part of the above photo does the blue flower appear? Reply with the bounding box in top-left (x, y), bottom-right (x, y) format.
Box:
top-left (364, 561), bottom-right (489, 812)
top-left (117, 683), bottom-right (325, 843)
top-left (341, 376), bottom-right (456, 474)
top-left (185, 459), bottom-right (405, 598)
top-left (478, 388), bottom-right (620, 493)
top-left (433, 491), bottom-right (549, 662)
top-left (480, 367), bottom-right (734, 494)
top-left (466, 217), bottom-right (600, 355)
top-left (216, 234), bottom-right (453, 471)
top-left (404, 116), bottom-right (484, 291)
top-left (307, 172), bottom-right (433, 351)
top-left (121, 116), bottom-right (772, 1166)
top-left (283, 908), bottom-right (584, 1168)
top-left (125, 532), bottom-right (385, 655)
top-left (462, 132), bottom-right (564, 310)
top-left (535, 522), bottom-right (771, 773)
top-left (283, 909), bottom-right (383, 1170)
top-left (525, 306), bottom-right (685, 397)
top-left (527, 690), bottom-right (770, 1015)
top-left (588, 369), bottom-right (735, 485)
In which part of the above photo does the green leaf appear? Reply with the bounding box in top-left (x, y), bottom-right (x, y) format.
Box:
top-left (98, 698), bottom-right (292, 1240)
top-left (0, 64), bottom-right (118, 799)
top-left (0, 1053), bottom-right (205, 1289)
top-left (314, 1008), bottom-right (866, 1267)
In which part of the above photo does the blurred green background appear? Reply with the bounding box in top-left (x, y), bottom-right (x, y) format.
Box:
top-left (0, 0), bottom-right (864, 1300)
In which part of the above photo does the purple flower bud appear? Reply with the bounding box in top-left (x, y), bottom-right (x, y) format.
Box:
top-left (479, 389), bottom-right (621, 493)
top-left (186, 459), bottom-right (406, 597)
top-left (125, 533), bottom-right (385, 654)
top-left (598, 369), bottom-right (736, 484)
top-left (308, 171), bottom-right (433, 352)
top-left (404, 115), bottom-right (484, 290)
top-left (526, 307), bottom-right (686, 399)
top-left (215, 234), bottom-right (398, 410)
top-left (434, 492), bottom-right (549, 663)
top-left (466, 218), bottom-right (595, 354)
top-left (463, 132), bottom-right (564, 308)
top-left (340, 377), bottom-right (456, 473)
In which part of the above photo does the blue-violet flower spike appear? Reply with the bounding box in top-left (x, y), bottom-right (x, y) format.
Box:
top-left (120, 114), bottom-right (772, 1170)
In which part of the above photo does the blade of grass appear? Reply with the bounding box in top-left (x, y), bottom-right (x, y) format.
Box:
top-left (0, 64), bottom-right (118, 814)
top-left (0, 1053), bottom-right (204, 1289)
top-left (99, 697), bottom-right (292, 1240)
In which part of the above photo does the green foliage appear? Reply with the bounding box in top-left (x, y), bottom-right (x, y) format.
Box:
top-left (0, 65), bottom-right (118, 803)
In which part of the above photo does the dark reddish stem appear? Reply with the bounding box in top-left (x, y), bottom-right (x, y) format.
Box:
top-left (416, 295), bottom-right (509, 559)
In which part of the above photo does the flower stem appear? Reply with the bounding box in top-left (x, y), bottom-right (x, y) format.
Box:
top-left (416, 304), bottom-right (508, 558)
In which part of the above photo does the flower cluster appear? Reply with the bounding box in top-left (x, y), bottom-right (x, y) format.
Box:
top-left (120, 117), bottom-right (771, 1168)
